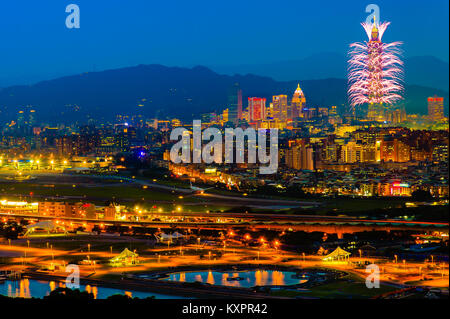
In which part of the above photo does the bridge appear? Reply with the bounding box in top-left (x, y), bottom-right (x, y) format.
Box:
top-left (1, 212), bottom-right (447, 239)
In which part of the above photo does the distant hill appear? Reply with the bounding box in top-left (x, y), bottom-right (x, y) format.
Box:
top-left (0, 64), bottom-right (447, 123)
top-left (404, 56), bottom-right (449, 92)
top-left (211, 53), bottom-right (449, 92)
top-left (211, 52), bottom-right (348, 82)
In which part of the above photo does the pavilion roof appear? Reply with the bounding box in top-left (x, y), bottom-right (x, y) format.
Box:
top-left (322, 246), bottom-right (351, 260)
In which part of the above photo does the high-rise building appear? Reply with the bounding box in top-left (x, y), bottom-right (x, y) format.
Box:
top-left (348, 18), bottom-right (403, 121)
top-left (367, 103), bottom-right (386, 122)
top-left (285, 144), bottom-right (315, 170)
top-left (428, 96), bottom-right (444, 121)
top-left (272, 95), bottom-right (288, 122)
top-left (16, 106), bottom-right (36, 135)
top-left (291, 84), bottom-right (306, 119)
top-left (248, 97), bottom-right (266, 122)
top-left (390, 108), bottom-right (407, 124)
top-left (227, 83), bottom-right (240, 124)
top-left (237, 88), bottom-right (243, 120)
top-left (341, 141), bottom-right (362, 163)
top-left (379, 138), bottom-right (410, 162)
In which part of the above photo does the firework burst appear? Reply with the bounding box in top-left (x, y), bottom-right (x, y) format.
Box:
top-left (348, 19), bottom-right (404, 108)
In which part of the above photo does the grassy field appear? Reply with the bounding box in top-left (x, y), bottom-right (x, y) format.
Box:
top-left (271, 274), bottom-right (397, 299)
top-left (311, 198), bottom-right (407, 214)
top-left (0, 182), bottom-right (190, 203)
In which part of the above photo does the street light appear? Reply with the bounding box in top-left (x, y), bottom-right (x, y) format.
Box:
top-left (274, 240), bottom-right (280, 251)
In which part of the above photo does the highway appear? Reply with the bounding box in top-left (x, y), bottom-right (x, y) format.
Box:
top-left (1, 212), bottom-right (447, 239)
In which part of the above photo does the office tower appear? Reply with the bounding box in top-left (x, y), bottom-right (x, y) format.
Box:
top-left (272, 95), bottom-right (288, 122)
top-left (291, 84), bottom-right (306, 119)
top-left (391, 108), bottom-right (407, 124)
top-left (237, 88), bottom-right (243, 120)
top-left (428, 96), bottom-right (444, 121)
top-left (248, 97), bottom-right (266, 122)
top-left (367, 103), bottom-right (386, 122)
top-left (16, 106), bottom-right (36, 135)
top-left (227, 83), bottom-right (240, 124)
top-left (341, 141), bottom-right (362, 163)
top-left (285, 144), bottom-right (314, 170)
top-left (379, 138), bottom-right (410, 162)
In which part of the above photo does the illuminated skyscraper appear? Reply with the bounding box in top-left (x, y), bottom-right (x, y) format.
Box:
top-left (428, 96), bottom-right (444, 121)
top-left (379, 138), bottom-right (410, 162)
top-left (248, 97), bottom-right (266, 122)
top-left (272, 95), bottom-right (288, 122)
top-left (348, 17), bottom-right (403, 121)
top-left (237, 88), bottom-right (243, 120)
top-left (291, 84), bottom-right (306, 119)
top-left (285, 144), bottom-right (314, 170)
top-left (227, 83), bottom-right (241, 124)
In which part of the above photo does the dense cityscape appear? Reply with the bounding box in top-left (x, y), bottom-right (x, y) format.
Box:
top-left (0, 1), bottom-right (448, 307)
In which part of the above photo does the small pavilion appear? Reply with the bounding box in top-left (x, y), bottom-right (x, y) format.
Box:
top-left (109, 248), bottom-right (139, 266)
top-left (322, 246), bottom-right (351, 262)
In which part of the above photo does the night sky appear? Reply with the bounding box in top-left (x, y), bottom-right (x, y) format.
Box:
top-left (0, 0), bottom-right (448, 86)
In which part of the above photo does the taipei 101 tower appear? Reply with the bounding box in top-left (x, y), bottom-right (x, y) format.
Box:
top-left (348, 16), bottom-right (404, 122)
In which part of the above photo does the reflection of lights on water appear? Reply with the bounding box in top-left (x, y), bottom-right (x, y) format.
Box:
top-left (207, 271), bottom-right (215, 285)
top-left (272, 271), bottom-right (285, 286)
top-left (222, 273), bottom-right (228, 285)
top-left (5, 279), bottom-right (31, 298)
top-left (166, 270), bottom-right (305, 288)
top-left (92, 286), bottom-right (98, 299)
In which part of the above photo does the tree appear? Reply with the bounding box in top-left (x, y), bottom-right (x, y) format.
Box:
top-left (411, 189), bottom-right (433, 202)
top-left (44, 288), bottom-right (94, 300)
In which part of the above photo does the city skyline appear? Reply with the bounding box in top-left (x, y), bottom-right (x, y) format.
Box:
top-left (0, 0), bottom-right (448, 304)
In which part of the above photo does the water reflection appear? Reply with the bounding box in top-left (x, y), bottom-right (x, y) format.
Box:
top-left (163, 270), bottom-right (306, 288)
top-left (206, 271), bottom-right (215, 285)
top-left (0, 278), bottom-right (186, 299)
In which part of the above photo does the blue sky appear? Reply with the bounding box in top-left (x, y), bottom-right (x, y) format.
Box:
top-left (0, 0), bottom-right (448, 86)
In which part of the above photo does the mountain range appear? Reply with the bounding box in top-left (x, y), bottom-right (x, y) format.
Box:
top-left (0, 61), bottom-right (448, 124)
top-left (210, 53), bottom-right (449, 92)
